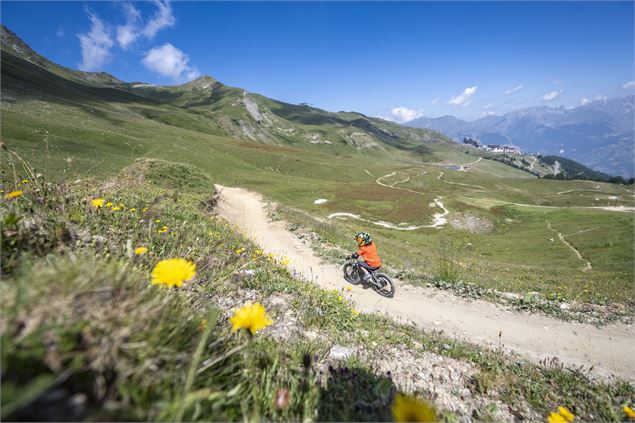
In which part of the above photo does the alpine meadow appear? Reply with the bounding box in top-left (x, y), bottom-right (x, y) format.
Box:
top-left (1, 4), bottom-right (634, 422)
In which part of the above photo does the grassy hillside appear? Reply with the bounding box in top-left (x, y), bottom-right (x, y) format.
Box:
top-left (2, 156), bottom-right (634, 421)
top-left (1, 24), bottom-right (633, 321)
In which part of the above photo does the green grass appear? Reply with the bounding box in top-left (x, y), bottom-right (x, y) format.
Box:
top-left (2, 41), bottom-right (633, 313)
top-left (2, 156), bottom-right (633, 421)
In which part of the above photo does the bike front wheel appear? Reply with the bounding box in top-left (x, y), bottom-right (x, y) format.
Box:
top-left (343, 262), bottom-right (361, 285)
top-left (372, 273), bottom-right (395, 298)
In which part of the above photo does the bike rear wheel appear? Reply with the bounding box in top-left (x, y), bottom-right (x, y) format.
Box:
top-left (372, 273), bottom-right (395, 298)
top-left (343, 262), bottom-right (361, 285)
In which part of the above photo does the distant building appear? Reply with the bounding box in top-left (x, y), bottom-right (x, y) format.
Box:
top-left (486, 144), bottom-right (521, 154)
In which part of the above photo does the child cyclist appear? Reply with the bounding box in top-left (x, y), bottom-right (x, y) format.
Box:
top-left (346, 232), bottom-right (382, 283)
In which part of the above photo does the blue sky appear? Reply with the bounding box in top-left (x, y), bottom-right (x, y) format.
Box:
top-left (2, 1), bottom-right (634, 121)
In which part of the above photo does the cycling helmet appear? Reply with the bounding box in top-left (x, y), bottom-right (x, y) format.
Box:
top-left (355, 232), bottom-right (372, 246)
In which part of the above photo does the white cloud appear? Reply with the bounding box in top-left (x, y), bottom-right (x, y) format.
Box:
top-left (448, 86), bottom-right (477, 107)
top-left (580, 97), bottom-right (590, 106)
top-left (553, 80), bottom-right (563, 85)
top-left (56, 27), bottom-right (64, 38)
top-left (78, 12), bottom-right (113, 71)
top-left (623, 81), bottom-right (635, 89)
top-left (483, 102), bottom-right (493, 110)
top-left (431, 97), bottom-right (440, 105)
top-left (482, 111), bottom-right (496, 116)
top-left (593, 94), bottom-right (607, 101)
top-left (384, 106), bottom-right (424, 123)
top-left (142, 43), bottom-right (199, 81)
top-left (143, 0), bottom-right (175, 39)
top-left (116, 3), bottom-right (141, 49)
top-left (541, 89), bottom-right (562, 101)
top-left (503, 84), bottom-right (523, 95)
top-left (116, 1), bottom-right (174, 49)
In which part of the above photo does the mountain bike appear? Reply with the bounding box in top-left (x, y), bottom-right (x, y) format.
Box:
top-left (342, 258), bottom-right (395, 298)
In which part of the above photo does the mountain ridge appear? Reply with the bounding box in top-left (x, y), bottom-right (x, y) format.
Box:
top-left (407, 97), bottom-right (635, 177)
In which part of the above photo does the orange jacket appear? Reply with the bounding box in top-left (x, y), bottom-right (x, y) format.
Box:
top-left (357, 242), bottom-right (382, 267)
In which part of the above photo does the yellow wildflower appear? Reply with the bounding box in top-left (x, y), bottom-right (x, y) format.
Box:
top-left (337, 295), bottom-right (343, 302)
top-left (130, 208), bottom-right (136, 213)
top-left (5, 190), bottom-right (23, 199)
top-left (135, 247), bottom-right (148, 255)
top-left (151, 258), bottom-right (196, 287)
top-left (20, 179), bottom-right (29, 184)
top-left (624, 406), bottom-right (635, 419)
top-left (558, 407), bottom-right (574, 422)
top-left (111, 206), bottom-right (121, 211)
top-left (106, 202), bottom-right (113, 207)
top-left (158, 227), bottom-right (168, 234)
top-left (230, 302), bottom-right (273, 335)
top-left (91, 198), bottom-right (105, 208)
top-left (392, 393), bottom-right (437, 422)
top-left (142, 207), bottom-right (148, 213)
top-left (255, 249), bottom-right (263, 255)
top-left (154, 219), bottom-right (161, 223)
top-left (352, 309), bottom-right (360, 317)
top-left (346, 286), bottom-right (352, 292)
top-left (548, 407), bottom-right (574, 423)
top-left (548, 412), bottom-right (567, 423)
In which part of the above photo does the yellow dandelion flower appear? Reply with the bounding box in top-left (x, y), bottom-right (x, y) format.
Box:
top-left (230, 302), bottom-right (273, 335)
top-left (346, 286), bottom-right (352, 292)
top-left (135, 247), bottom-right (148, 255)
top-left (106, 202), bottom-right (113, 207)
top-left (158, 228), bottom-right (168, 234)
top-left (142, 207), bottom-right (148, 213)
top-left (337, 295), bottom-right (343, 302)
top-left (558, 407), bottom-right (575, 422)
top-left (91, 198), bottom-right (105, 208)
top-left (130, 208), bottom-right (136, 213)
top-left (5, 190), bottom-right (23, 199)
top-left (151, 258), bottom-right (196, 287)
top-left (548, 412), bottom-right (567, 423)
top-left (392, 393), bottom-right (437, 422)
top-left (20, 179), bottom-right (29, 184)
top-left (111, 206), bottom-right (121, 211)
top-left (624, 406), bottom-right (635, 419)
top-left (255, 249), bottom-right (263, 255)
top-left (154, 219), bottom-right (161, 223)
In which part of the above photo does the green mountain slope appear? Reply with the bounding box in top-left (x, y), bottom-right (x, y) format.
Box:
top-left (1, 24), bottom-right (633, 317)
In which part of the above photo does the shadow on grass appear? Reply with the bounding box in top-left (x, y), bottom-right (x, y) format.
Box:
top-left (317, 363), bottom-right (396, 422)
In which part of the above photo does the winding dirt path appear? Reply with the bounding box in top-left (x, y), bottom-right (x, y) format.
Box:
top-left (438, 171), bottom-right (487, 190)
top-left (216, 185), bottom-right (635, 382)
top-left (546, 222), bottom-right (593, 272)
top-left (327, 197), bottom-right (448, 230)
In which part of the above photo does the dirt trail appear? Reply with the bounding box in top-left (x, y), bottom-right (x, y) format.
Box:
top-left (216, 185), bottom-right (635, 382)
top-left (546, 222), bottom-right (593, 272)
